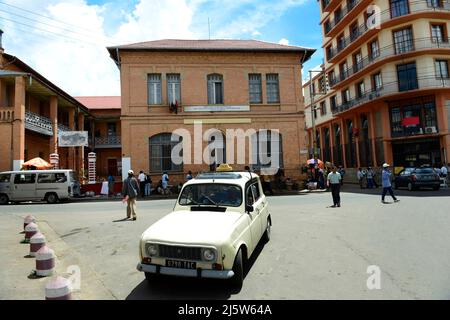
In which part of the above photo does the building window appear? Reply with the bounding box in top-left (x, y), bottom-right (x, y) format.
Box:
top-left (207, 74), bottom-right (224, 104)
top-left (148, 74), bottom-right (162, 105)
top-left (328, 70), bottom-right (336, 85)
top-left (334, 7), bottom-right (343, 23)
top-left (337, 34), bottom-right (346, 51)
top-left (313, 106), bottom-right (318, 119)
top-left (167, 74), bottom-right (181, 104)
top-left (251, 130), bottom-right (284, 170)
top-left (326, 46), bottom-right (332, 61)
top-left (320, 101), bottom-right (327, 116)
top-left (330, 95), bottom-right (337, 111)
top-left (356, 81), bottom-right (365, 98)
top-left (340, 61), bottom-right (348, 80)
top-left (390, 0), bottom-right (409, 18)
top-left (397, 62), bottom-right (418, 92)
top-left (350, 22), bottom-right (360, 41)
top-left (372, 72), bottom-right (383, 90)
top-left (266, 74), bottom-right (280, 103)
top-left (342, 88), bottom-right (350, 104)
top-left (393, 27), bottom-right (414, 54)
top-left (435, 60), bottom-right (449, 78)
top-left (353, 51), bottom-right (363, 72)
top-left (368, 39), bottom-right (380, 60)
top-left (324, 20), bottom-right (331, 34)
top-left (248, 74), bottom-right (262, 104)
top-left (431, 24), bottom-right (447, 43)
top-left (107, 123), bottom-right (117, 136)
top-left (207, 132), bottom-right (226, 172)
top-left (149, 133), bottom-right (183, 172)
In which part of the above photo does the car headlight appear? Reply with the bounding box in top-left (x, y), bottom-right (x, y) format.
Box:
top-left (147, 244), bottom-right (158, 256)
top-left (202, 248), bottom-right (216, 261)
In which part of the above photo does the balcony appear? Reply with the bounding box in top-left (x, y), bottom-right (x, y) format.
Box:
top-left (330, 37), bottom-right (450, 88)
top-left (326, 2), bottom-right (450, 62)
top-left (92, 135), bottom-right (121, 149)
top-left (325, 0), bottom-right (361, 35)
top-left (25, 111), bottom-right (72, 136)
top-left (331, 76), bottom-right (450, 115)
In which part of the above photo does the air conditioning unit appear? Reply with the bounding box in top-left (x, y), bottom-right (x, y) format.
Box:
top-left (424, 126), bottom-right (437, 134)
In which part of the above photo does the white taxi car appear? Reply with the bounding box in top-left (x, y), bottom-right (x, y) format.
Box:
top-left (137, 165), bottom-right (271, 288)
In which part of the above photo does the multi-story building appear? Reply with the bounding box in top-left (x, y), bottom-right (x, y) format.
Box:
top-left (0, 33), bottom-right (89, 173)
top-left (107, 39), bottom-right (315, 183)
top-left (304, 0), bottom-right (450, 170)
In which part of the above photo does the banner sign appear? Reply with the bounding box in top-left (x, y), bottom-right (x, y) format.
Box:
top-left (58, 131), bottom-right (89, 147)
top-left (184, 105), bottom-right (250, 112)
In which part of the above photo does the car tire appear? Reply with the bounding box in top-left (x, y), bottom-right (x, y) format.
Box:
top-left (0, 194), bottom-right (9, 205)
top-left (46, 193), bottom-right (59, 204)
top-left (230, 248), bottom-right (244, 290)
top-left (407, 183), bottom-right (414, 191)
top-left (262, 218), bottom-right (271, 243)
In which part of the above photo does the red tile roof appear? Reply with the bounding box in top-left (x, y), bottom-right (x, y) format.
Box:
top-left (75, 96), bottom-right (121, 109)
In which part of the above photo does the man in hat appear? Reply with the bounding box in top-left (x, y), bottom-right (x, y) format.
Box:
top-left (122, 170), bottom-right (140, 220)
top-left (381, 163), bottom-right (399, 204)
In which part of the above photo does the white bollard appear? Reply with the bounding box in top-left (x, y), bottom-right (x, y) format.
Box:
top-left (29, 232), bottom-right (46, 257)
top-left (23, 215), bottom-right (36, 230)
top-left (35, 246), bottom-right (55, 277)
top-left (45, 276), bottom-right (73, 300)
top-left (24, 222), bottom-right (39, 243)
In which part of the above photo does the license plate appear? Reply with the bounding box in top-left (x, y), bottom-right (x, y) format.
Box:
top-left (165, 259), bottom-right (196, 269)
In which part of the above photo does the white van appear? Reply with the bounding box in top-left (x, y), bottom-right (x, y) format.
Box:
top-left (0, 170), bottom-right (81, 205)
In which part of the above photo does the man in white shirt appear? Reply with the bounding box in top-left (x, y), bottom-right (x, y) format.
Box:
top-left (138, 171), bottom-right (146, 197)
top-left (440, 164), bottom-right (448, 177)
top-left (327, 166), bottom-right (342, 208)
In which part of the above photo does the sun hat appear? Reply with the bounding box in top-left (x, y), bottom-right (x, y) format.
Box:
top-left (128, 169), bottom-right (134, 175)
top-left (382, 163), bottom-right (390, 168)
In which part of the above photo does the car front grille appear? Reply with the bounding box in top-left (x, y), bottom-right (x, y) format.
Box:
top-left (158, 245), bottom-right (202, 261)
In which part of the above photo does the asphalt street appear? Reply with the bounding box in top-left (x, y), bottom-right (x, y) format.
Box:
top-left (1, 186), bottom-right (449, 300)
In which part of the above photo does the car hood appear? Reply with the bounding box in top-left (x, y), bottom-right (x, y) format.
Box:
top-left (141, 210), bottom-right (244, 245)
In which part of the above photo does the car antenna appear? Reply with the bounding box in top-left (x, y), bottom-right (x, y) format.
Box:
top-left (245, 166), bottom-right (252, 180)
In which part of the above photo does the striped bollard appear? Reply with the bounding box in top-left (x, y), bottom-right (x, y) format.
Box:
top-left (24, 222), bottom-right (39, 243)
top-left (23, 215), bottom-right (36, 230)
top-left (45, 276), bottom-right (73, 300)
top-left (29, 232), bottom-right (46, 257)
top-left (36, 246), bottom-right (55, 277)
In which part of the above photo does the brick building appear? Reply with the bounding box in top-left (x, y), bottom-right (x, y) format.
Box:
top-left (107, 39), bottom-right (315, 184)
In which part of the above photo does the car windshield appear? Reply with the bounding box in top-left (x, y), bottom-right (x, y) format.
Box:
top-left (415, 168), bottom-right (435, 174)
top-left (179, 183), bottom-right (242, 207)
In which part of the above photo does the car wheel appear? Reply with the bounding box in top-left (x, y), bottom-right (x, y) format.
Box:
top-left (407, 183), bottom-right (414, 191)
top-left (230, 249), bottom-right (244, 290)
top-left (0, 194), bottom-right (9, 205)
top-left (262, 218), bottom-right (271, 243)
top-left (46, 193), bottom-right (59, 204)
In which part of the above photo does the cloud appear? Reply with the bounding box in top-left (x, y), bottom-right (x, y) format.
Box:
top-left (278, 38), bottom-right (289, 45)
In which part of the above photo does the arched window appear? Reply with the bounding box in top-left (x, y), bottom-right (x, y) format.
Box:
top-left (149, 133), bottom-right (183, 172)
top-left (252, 130), bottom-right (284, 170)
top-left (207, 74), bottom-right (224, 104)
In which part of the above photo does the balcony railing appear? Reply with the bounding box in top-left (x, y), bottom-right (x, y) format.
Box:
top-left (331, 75), bottom-right (450, 115)
top-left (326, 1), bottom-right (450, 61)
top-left (330, 37), bottom-right (450, 87)
top-left (325, 0), bottom-right (361, 35)
top-left (25, 111), bottom-right (72, 136)
top-left (92, 135), bottom-right (121, 148)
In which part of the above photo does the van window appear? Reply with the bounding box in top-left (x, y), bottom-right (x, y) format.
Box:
top-left (14, 174), bottom-right (36, 184)
top-left (38, 173), bottom-right (67, 183)
top-left (251, 183), bottom-right (261, 202)
top-left (0, 174), bottom-right (11, 182)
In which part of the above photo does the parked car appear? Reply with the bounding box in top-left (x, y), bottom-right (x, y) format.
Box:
top-left (0, 170), bottom-right (81, 204)
top-left (137, 167), bottom-right (271, 289)
top-left (393, 166), bottom-right (440, 191)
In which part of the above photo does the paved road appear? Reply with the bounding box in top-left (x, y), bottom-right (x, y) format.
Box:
top-left (1, 187), bottom-right (449, 300)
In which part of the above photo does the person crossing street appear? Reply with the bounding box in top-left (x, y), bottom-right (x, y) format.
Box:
top-left (381, 163), bottom-right (400, 204)
top-left (327, 166), bottom-right (342, 208)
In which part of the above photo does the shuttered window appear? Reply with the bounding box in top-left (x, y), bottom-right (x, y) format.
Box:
top-left (167, 74), bottom-right (181, 104)
top-left (148, 74), bottom-right (162, 105)
top-left (266, 74), bottom-right (280, 104)
top-left (248, 74), bottom-right (262, 104)
top-left (207, 74), bottom-right (224, 104)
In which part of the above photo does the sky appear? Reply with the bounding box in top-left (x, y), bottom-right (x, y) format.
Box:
top-left (0, 0), bottom-right (324, 96)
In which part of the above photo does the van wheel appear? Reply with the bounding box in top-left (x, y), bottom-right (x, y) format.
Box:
top-left (0, 194), bottom-right (9, 205)
top-left (262, 218), bottom-right (271, 243)
top-left (230, 248), bottom-right (244, 290)
top-left (46, 193), bottom-right (59, 204)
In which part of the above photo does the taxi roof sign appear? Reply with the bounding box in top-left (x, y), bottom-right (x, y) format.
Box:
top-left (216, 164), bottom-right (233, 172)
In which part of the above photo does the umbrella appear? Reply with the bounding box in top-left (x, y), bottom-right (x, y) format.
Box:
top-left (306, 158), bottom-right (324, 169)
top-left (21, 157), bottom-right (53, 170)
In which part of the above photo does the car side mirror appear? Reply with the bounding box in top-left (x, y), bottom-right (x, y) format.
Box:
top-left (246, 205), bottom-right (254, 213)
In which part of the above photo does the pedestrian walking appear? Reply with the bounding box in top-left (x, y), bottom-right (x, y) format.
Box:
top-left (337, 166), bottom-right (346, 185)
top-left (138, 170), bottom-right (146, 198)
top-left (357, 168), bottom-right (365, 189)
top-left (381, 163), bottom-right (400, 204)
top-left (107, 173), bottom-right (115, 197)
top-left (441, 163), bottom-right (448, 178)
top-left (366, 167), bottom-right (375, 189)
top-left (145, 173), bottom-right (152, 196)
top-left (327, 166), bottom-right (342, 208)
top-left (122, 170), bottom-right (140, 220)
top-left (162, 171), bottom-right (170, 195)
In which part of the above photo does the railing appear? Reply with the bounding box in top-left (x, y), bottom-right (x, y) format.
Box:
top-left (325, 0), bottom-right (361, 35)
top-left (326, 1), bottom-right (450, 61)
top-left (331, 76), bottom-right (450, 115)
top-left (0, 109), bottom-right (14, 122)
top-left (25, 111), bottom-right (73, 135)
top-left (330, 37), bottom-right (450, 87)
top-left (93, 135), bottom-right (122, 148)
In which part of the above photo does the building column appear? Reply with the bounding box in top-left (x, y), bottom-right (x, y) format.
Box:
top-left (78, 112), bottom-right (85, 179)
top-left (329, 122), bottom-right (334, 164)
top-left (340, 118), bottom-right (347, 167)
top-left (380, 106), bottom-right (393, 166)
top-left (49, 96), bottom-right (58, 155)
top-left (67, 108), bottom-right (75, 169)
top-left (368, 111), bottom-right (378, 167)
top-left (12, 76), bottom-right (26, 170)
top-left (354, 114), bottom-right (361, 168)
top-left (436, 93), bottom-right (449, 164)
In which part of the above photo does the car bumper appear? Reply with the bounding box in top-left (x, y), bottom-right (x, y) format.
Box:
top-left (137, 263), bottom-right (234, 279)
top-left (413, 181), bottom-right (440, 187)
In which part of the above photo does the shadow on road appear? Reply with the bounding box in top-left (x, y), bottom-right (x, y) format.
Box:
top-left (126, 240), bottom-right (268, 300)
